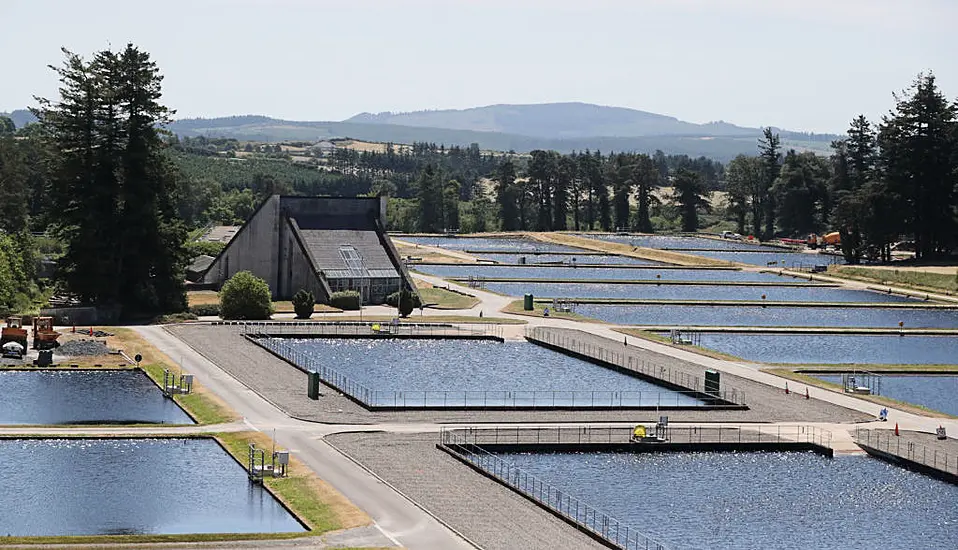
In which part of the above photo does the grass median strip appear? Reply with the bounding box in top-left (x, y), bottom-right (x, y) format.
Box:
top-left (215, 431), bottom-right (371, 534)
top-left (501, 299), bottom-right (601, 323)
top-left (763, 368), bottom-right (957, 418)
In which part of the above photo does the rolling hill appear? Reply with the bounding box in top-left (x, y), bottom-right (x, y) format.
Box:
top-left (9, 103), bottom-right (837, 161)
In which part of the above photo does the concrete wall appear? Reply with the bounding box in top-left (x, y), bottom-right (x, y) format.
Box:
top-left (283, 218), bottom-right (331, 302)
top-left (202, 195), bottom-right (281, 291)
top-left (201, 195), bottom-right (392, 301)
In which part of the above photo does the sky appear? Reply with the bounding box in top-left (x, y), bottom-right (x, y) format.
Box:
top-left (2, 0), bottom-right (955, 134)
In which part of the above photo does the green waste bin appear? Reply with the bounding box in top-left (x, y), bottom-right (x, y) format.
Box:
top-left (705, 369), bottom-right (720, 395)
top-left (523, 293), bottom-right (534, 311)
top-left (307, 370), bottom-right (320, 400)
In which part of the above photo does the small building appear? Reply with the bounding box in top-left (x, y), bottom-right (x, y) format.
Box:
top-left (198, 196), bottom-right (415, 304)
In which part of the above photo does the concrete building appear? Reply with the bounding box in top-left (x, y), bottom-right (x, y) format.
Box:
top-left (198, 195), bottom-right (415, 304)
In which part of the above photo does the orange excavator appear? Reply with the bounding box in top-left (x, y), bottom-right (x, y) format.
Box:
top-left (1, 316), bottom-right (29, 355)
top-left (807, 232), bottom-right (841, 249)
top-left (31, 317), bottom-right (60, 350)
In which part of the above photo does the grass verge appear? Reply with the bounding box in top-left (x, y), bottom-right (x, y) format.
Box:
top-left (187, 291), bottom-right (341, 314)
top-left (417, 287), bottom-right (480, 309)
top-left (111, 327), bottom-right (237, 424)
top-left (763, 368), bottom-right (956, 418)
top-left (215, 431), bottom-right (370, 533)
top-left (829, 265), bottom-right (958, 296)
top-left (501, 299), bottom-right (601, 323)
top-left (326, 314), bottom-right (525, 325)
top-left (527, 232), bottom-right (737, 267)
top-left (612, 328), bottom-right (747, 362)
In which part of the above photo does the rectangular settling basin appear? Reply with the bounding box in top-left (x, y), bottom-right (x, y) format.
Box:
top-left (688, 333), bottom-right (958, 365)
top-left (0, 369), bottom-right (194, 425)
top-left (811, 373), bottom-right (958, 416)
top-left (0, 437), bottom-right (304, 536)
top-left (260, 338), bottom-right (709, 409)
top-left (487, 449), bottom-right (958, 550)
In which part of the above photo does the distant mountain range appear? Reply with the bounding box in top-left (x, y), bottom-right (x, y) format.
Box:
top-left (5, 103), bottom-right (838, 161)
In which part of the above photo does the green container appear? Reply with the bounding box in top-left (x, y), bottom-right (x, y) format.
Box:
top-left (523, 293), bottom-right (534, 311)
top-left (307, 370), bottom-right (320, 400)
top-left (704, 369), bottom-right (720, 395)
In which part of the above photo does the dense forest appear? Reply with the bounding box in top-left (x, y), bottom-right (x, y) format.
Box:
top-left (1, 44), bottom-right (956, 317)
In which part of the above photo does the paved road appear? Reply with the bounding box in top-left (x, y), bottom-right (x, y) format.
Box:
top-left (135, 325), bottom-right (476, 550)
top-left (130, 260), bottom-right (956, 548)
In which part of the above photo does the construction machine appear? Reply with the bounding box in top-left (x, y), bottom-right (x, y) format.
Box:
top-left (31, 316), bottom-right (60, 350)
top-left (807, 232), bottom-right (841, 249)
top-left (1, 316), bottom-right (29, 355)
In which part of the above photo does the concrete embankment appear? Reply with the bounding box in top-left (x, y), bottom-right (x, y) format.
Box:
top-left (854, 428), bottom-right (958, 484)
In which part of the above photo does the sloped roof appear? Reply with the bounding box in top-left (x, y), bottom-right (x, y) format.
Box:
top-left (298, 228), bottom-right (398, 279)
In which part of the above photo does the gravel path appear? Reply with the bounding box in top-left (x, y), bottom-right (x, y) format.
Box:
top-left (326, 431), bottom-right (607, 550)
top-left (169, 325), bottom-right (869, 425)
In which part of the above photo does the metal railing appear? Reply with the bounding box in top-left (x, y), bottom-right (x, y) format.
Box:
top-left (524, 326), bottom-right (746, 406)
top-left (854, 427), bottom-right (957, 477)
top-left (251, 335), bottom-right (737, 410)
top-left (441, 425), bottom-right (833, 449)
top-left (239, 320), bottom-right (503, 340)
top-left (440, 429), bottom-right (671, 550)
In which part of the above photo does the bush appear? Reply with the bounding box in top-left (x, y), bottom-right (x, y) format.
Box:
top-left (184, 240), bottom-right (226, 259)
top-left (219, 271), bottom-right (273, 320)
top-left (189, 303), bottom-right (221, 317)
top-left (398, 289), bottom-right (415, 317)
top-left (292, 289), bottom-right (315, 319)
top-left (329, 290), bottom-right (361, 311)
top-left (385, 290), bottom-right (422, 309)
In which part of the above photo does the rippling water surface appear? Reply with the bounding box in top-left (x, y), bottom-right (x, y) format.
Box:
top-left (694, 333), bottom-right (958, 364)
top-left (0, 438), bottom-right (304, 536)
top-left (502, 450), bottom-right (958, 550)
top-left (0, 370), bottom-right (193, 425)
top-left (274, 338), bottom-right (705, 407)
top-left (812, 374), bottom-right (958, 415)
top-left (575, 304), bottom-right (958, 328)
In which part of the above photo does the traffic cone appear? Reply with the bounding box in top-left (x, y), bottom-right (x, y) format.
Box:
top-left (894, 423), bottom-right (899, 436)
top-left (89, 326), bottom-right (93, 336)
top-left (785, 382), bottom-right (789, 395)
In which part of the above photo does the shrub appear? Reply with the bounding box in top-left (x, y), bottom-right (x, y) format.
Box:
top-left (292, 289), bottom-right (315, 319)
top-left (329, 290), bottom-right (361, 311)
top-left (386, 290), bottom-right (422, 309)
top-left (398, 289), bottom-right (415, 318)
top-left (184, 240), bottom-right (226, 259)
top-left (189, 303), bottom-right (221, 317)
top-left (219, 271), bottom-right (273, 320)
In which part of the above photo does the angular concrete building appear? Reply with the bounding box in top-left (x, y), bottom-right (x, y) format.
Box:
top-left (199, 196), bottom-right (415, 304)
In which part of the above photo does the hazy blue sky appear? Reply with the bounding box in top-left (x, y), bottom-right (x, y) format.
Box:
top-left (2, 0), bottom-right (954, 133)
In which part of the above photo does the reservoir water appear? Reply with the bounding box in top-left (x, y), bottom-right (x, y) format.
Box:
top-left (0, 369), bottom-right (194, 425)
top-left (0, 438), bottom-right (305, 536)
top-left (484, 281), bottom-right (915, 303)
top-left (574, 304), bottom-right (958, 328)
top-left (264, 338), bottom-right (706, 408)
top-left (499, 450), bottom-right (958, 550)
top-left (397, 236), bottom-right (581, 253)
top-left (812, 373), bottom-right (958, 415)
top-left (692, 333), bottom-right (958, 364)
top-left (414, 264), bottom-right (799, 283)
top-left (579, 234), bottom-right (785, 251)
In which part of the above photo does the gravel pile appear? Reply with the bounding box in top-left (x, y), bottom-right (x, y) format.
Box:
top-left (55, 339), bottom-right (112, 356)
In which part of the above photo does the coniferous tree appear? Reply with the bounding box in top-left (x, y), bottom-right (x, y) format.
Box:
top-left (632, 154), bottom-right (658, 233)
top-left (414, 164), bottom-right (443, 232)
top-left (879, 73), bottom-right (957, 259)
top-left (671, 169), bottom-right (709, 232)
top-left (757, 128), bottom-right (781, 239)
top-left (494, 159), bottom-right (520, 231)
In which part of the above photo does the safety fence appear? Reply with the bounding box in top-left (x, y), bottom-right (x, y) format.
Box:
top-left (441, 425), bottom-right (833, 449)
top-left (249, 334), bottom-right (735, 410)
top-left (854, 427), bottom-right (958, 477)
top-left (524, 326), bottom-right (746, 406)
top-left (440, 428), bottom-right (671, 550)
top-left (237, 320), bottom-right (503, 340)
